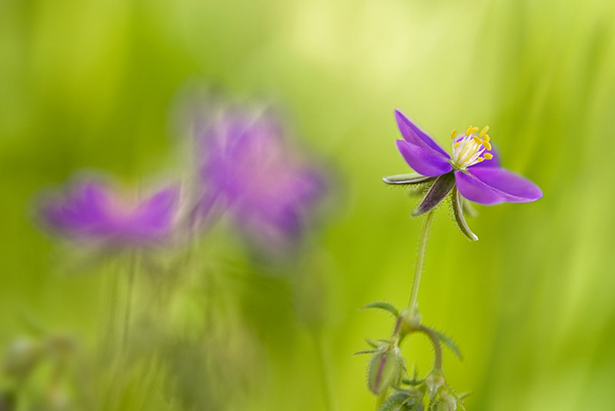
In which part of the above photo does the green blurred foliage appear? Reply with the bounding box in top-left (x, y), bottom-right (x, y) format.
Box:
top-left (2, 0), bottom-right (615, 410)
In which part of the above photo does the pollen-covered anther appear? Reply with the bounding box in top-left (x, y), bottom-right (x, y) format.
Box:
top-left (450, 125), bottom-right (494, 170)
top-left (451, 129), bottom-right (456, 139)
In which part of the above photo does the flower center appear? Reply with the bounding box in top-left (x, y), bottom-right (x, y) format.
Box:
top-left (450, 125), bottom-right (493, 170)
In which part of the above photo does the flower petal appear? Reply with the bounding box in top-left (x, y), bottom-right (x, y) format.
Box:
top-left (130, 186), bottom-right (180, 238)
top-left (455, 167), bottom-right (543, 205)
top-left (469, 167), bottom-right (542, 202)
top-left (394, 110), bottom-right (449, 158)
top-left (454, 171), bottom-right (504, 205)
top-left (396, 140), bottom-right (452, 177)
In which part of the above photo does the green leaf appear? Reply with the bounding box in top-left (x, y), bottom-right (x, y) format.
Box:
top-left (412, 173), bottom-right (456, 217)
top-left (383, 174), bottom-right (434, 186)
top-left (432, 329), bottom-right (463, 361)
top-left (362, 302), bottom-right (399, 317)
top-left (451, 187), bottom-right (478, 241)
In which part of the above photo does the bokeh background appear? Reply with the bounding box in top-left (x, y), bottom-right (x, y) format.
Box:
top-left (2, 0), bottom-right (615, 410)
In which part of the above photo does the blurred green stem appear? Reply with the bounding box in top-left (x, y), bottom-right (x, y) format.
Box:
top-left (408, 210), bottom-right (436, 315)
top-left (101, 259), bottom-right (120, 352)
top-left (122, 253), bottom-right (138, 348)
top-left (313, 329), bottom-right (334, 411)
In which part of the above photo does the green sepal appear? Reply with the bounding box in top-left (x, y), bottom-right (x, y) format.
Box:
top-left (451, 187), bottom-right (478, 241)
top-left (383, 174), bottom-right (434, 186)
top-left (353, 350), bottom-right (377, 356)
top-left (366, 339), bottom-right (379, 349)
top-left (378, 389), bottom-right (422, 411)
top-left (432, 329), bottom-right (463, 361)
top-left (462, 198), bottom-right (478, 218)
top-left (412, 173), bottom-right (456, 217)
top-left (402, 378), bottom-right (425, 386)
top-left (362, 302), bottom-right (400, 317)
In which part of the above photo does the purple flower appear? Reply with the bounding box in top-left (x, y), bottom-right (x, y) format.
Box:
top-left (195, 108), bottom-right (325, 251)
top-left (37, 177), bottom-right (180, 248)
top-left (384, 110), bottom-right (542, 240)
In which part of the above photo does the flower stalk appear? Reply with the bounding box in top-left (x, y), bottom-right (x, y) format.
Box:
top-left (407, 209), bottom-right (436, 320)
top-left (361, 108), bottom-right (546, 410)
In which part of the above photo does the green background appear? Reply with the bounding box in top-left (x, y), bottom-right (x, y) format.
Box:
top-left (2, 0), bottom-right (615, 410)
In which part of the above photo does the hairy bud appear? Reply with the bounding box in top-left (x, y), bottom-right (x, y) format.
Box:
top-left (367, 343), bottom-right (405, 395)
top-left (429, 391), bottom-right (457, 411)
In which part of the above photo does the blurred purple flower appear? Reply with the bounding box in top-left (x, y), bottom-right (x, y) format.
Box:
top-left (37, 177), bottom-right (180, 248)
top-left (195, 108), bottom-right (326, 250)
top-left (389, 110), bottom-right (542, 206)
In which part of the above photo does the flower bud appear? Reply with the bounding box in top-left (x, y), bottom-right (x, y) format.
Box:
top-left (2, 338), bottom-right (43, 380)
top-left (429, 391), bottom-right (457, 411)
top-left (398, 308), bottom-right (421, 336)
top-left (367, 343), bottom-right (405, 395)
top-left (424, 369), bottom-right (446, 400)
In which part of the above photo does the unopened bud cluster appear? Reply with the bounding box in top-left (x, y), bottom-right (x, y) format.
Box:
top-left (359, 301), bottom-right (466, 410)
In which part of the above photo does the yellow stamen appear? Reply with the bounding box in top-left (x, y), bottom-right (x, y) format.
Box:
top-left (458, 144), bottom-right (479, 164)
top-left (452, 124), bottom-right (496, 169)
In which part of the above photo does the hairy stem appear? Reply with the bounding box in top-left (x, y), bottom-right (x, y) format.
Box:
top-left (408, 210), bottom-right (436, 313)
top-left (374, 392), bottom-right (387, 411)
top-left (418, 325), bottom-right (443, 371)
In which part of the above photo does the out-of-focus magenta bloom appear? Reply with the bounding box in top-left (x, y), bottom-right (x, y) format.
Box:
top-left (392, 110), bottom-right (542, 205)
top-left (195, 109), bottom-right (325, 249)
top-left (38, 178), bottom-right (180, 248)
